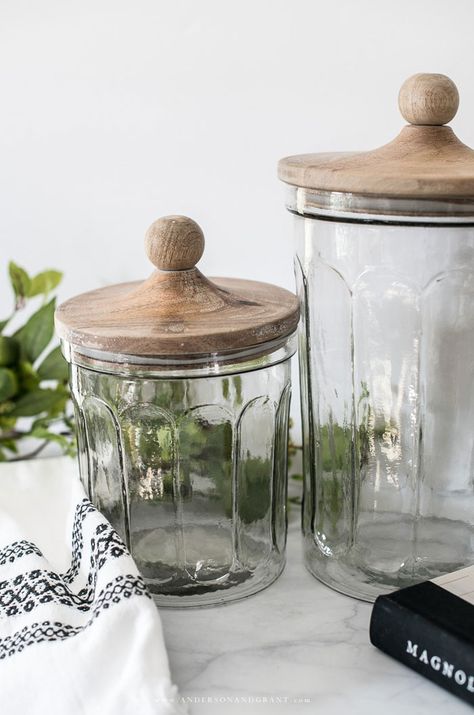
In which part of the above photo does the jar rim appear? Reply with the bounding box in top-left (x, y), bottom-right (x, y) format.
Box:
top-left (286, 186), bottom-right (474, 224)
top-left (61, 331), bottom-right (297, 378)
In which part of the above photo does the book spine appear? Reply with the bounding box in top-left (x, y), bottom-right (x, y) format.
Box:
top-left (370, 584), bottom-right (474, 706)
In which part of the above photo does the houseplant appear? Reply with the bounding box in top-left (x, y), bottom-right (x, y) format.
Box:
top-left (0, 262), bottom-right (75, 461)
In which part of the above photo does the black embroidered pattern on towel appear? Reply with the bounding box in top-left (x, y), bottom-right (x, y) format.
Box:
top-left (0, 574), bottom-right (150, 659)
top-left (0, 499), bottom-right (122, 575)
top-left (0, 503), bottom-right (128, 618)
top-left (63, 499), bottom-right (99, 583)
top-left (0, 540), bottom-right (43, 566)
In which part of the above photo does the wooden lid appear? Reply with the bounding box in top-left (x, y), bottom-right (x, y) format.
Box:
top-left (55, 216), bottom-right (300, 359)
top-left (278, 73), bottom-right (474, 200)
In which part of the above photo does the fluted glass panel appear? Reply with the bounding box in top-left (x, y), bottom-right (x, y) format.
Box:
top-left (120, 403), bottom-right (178, 585)
top-left (236, 396), bottom-right (274, 570)
top-left (307, 257), bottom-right (354, 558)
top-left (178, 405), bottom-right (234, 586)
top-left (273, 383), bottom-right (291, 555)
top-left (81, 396), bottom-right (127, 542)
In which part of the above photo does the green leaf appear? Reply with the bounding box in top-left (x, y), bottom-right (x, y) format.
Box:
top-left (17, 361), bottom-right (40, 392)
top-left (13, 298), bottom-right (56, 363)
top-left (8, 262), bottom-right (31, 305)
top-left (0, 401), bottom-right (15, 416)
top-left (0, 439), bottom-right (18, 453)
top-left (9, 388), bottom-right (65, 417)
top-left (28, 270), bottom-right (63, 298)
top-left (37, 346), bottom-right (68, 382)
top-left (0, 336), bottom-right (20, 367)
top-left (0, 415), bottom-right (16, 430)
top-left (0, 368), bottom-right (18, 401)
top-left (0, 318), bottom-right (10, 333)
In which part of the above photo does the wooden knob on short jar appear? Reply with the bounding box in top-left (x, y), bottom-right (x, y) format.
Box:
top-left (398, 73), bottom-right (459, 126)
top-left (145, 215), bottom-right (205, 271)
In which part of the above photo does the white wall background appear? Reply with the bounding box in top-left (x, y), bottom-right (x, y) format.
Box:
top-left (1, 0), bottom-right (474, 427)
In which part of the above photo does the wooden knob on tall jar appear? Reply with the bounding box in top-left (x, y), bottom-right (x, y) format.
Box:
top-left (398, 73), bottom-right (459, 126)
top-left (145, 215), bottom-right (205, 271)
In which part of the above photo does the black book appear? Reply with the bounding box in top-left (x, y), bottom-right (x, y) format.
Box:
top-left (370, 566), bottom-right (474, 706)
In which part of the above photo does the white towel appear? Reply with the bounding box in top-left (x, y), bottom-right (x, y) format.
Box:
top-left (0, 456), bottom-right (186, 715)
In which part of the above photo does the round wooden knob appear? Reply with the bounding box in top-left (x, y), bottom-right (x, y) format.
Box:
top-left (398, 73), bottom-right (459, 126)
top-left (145, 215), bottom-right (205, 271)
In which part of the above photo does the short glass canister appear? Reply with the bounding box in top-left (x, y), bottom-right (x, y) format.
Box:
top-left (56, 216), bottom-right (299, 606)
top-left (279, 73), bottom-right (474, 601)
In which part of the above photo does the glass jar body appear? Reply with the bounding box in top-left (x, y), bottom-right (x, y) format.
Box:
top-left (67, 342), bottom-right (294, 607)
top-left (292, 196), bottom-right (474, 601)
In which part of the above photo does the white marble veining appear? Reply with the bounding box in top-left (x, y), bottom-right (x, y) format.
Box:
top-left (161, 509), bottom-right (472, 714)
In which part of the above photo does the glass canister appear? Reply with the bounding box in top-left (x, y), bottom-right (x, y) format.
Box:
top-left (55, 215), bottom-right (299, 607)
top-left (279, 73), bottom-right (474, 601)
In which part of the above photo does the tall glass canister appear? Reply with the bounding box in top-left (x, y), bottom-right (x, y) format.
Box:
top-left (279, 73), bottom-right (474, 601)
top-left (56, 215), bottom-right (299, 607)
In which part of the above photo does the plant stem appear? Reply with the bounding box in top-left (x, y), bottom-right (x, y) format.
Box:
top-left (7, 440), bottom-right (48, 462)
top-left (0, 427), bottom-right (74, 442)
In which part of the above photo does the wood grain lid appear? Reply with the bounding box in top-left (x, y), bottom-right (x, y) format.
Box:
top-left (55, 216), bottom-right (300, 359)
top-left (278, 73), bottom-right (474, 200)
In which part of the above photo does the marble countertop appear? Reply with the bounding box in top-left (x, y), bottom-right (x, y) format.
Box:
top-left (16, 455), bottom-right (467, 713)
top-left (161, 509), bottom-right (472, 715)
